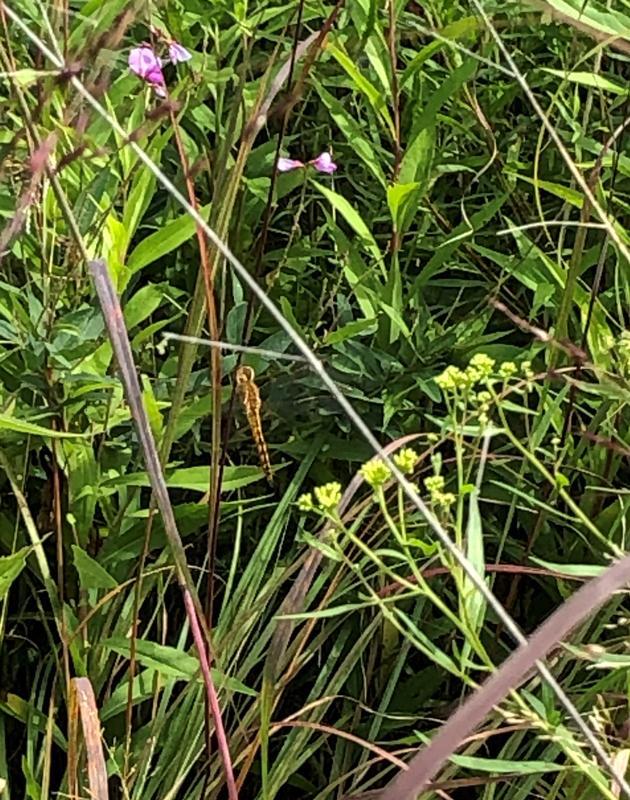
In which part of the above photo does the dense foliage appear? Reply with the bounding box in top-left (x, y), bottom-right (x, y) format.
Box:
top-left (2, 0), bottom-right (630, 798)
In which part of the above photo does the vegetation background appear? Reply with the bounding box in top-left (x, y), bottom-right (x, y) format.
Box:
top-left (2, 0), bottom-right (630, 798)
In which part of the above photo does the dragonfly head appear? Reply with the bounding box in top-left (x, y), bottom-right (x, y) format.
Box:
top-left (235, 365), bottom-right (255, 385)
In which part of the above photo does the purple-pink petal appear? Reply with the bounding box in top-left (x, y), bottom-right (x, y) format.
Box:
top-left (169, 41), bottom-right (192, 64)
top-left (129, 45), bottom-right (167, 95)
top-left (128, 46), bottom-right (162, 79)
top-left (277, 157), bottom-right (304, 172)
top-left (310, 152), bottom-right (337, 174)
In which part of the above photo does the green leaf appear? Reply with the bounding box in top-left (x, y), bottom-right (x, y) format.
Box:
top-left (312, 182), bottom-right (382, 264)
top-left (106, 464), bottom-right (265, 493)
top-left (542, 68), bottom-right (627, 95)
top-left (298, 531), bottom-right (343, 562)
top-left (460, 488), bottom-right (485, 645)
top-left (0, 548), bottom-right (28, 600)
top-left (324, 318), bottom-right (377, 345)
top-left (126, 204), bottom-right (210, 274)
top-left (0, 413), bottom-right (87, 439)
top-left (541, 0), bottom-right (630, 37)
top-left (61, 442), bottom-right (98, 547)
top-left (102, 637), bottom-right (257, 695)
top-left (121, 129), bottom-right (170, 246)
top-left (124, 284), bottom-right (164, 329)
top-left (314, 81), bottom-right (387, 188)
top-left (1, 69), bottom-right (54, 86)
top-left (529, 557), bottom-right (606, 578)
top-left (387, 182), bottom-right (420, 224)
top-left (100, 668), bottom-right (159, 721)
top-left (277, 602), bottom-right (375, 620)
top-left (510, 174), bottom-right (584, 208)
top-left (417, 194), bottom-right (507, 286)
top-left (72, 545), bottom-right (118, 590)
top-left (449, 754), bottom-right (566, 774)
top-left (399, 126), bottom-right (434, 186)
top-left (141, 375), bottom-right (164, 441)
top-left (400, 17), bottom-right (480, 89)
top-left (326, 42), bottom-right (394, 136)
top-left (411, 59), bottom-right (477, 135)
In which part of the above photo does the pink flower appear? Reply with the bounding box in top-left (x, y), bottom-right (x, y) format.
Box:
top-left (277, 152), bottom-right (338, 174)
top-left (277, 157), bottom-right (305, 172)
top-left (309, 152), bottom-right (337, 174)
top-left (128, 46), bottom-right (166, 96)
top-left (169, 41), bottom-right (192, 64)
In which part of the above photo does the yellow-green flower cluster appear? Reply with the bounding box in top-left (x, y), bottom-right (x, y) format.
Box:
top-left (360, 458), bottom-right (391, 489)
top-left (467, 353), bottom-right (495, 382)
top-left (435, 353), bottom-right (496, 393)
top-left (424, 474), bottom-right (456, 508)
top-left (521, 360), bottom-right (535, 380)
top-left (498, 361), bottom-right (517, 379)
top-left (393, 447), bottom-right (419, 475)
top-left (314, 482), bottom-right (342, 511)
top-left (475, 389), bottom-right (492, 428)
top-left (434, 365), bottom-right (467, 391)
top-left (297, 482), bottom-right (342, 513)
top-left (436, 353), bottom-right (533, 400)
top-left (297, 493), bottom-right (314, 512)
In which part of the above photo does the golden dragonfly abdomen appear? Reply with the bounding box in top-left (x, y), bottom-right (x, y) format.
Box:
top-left (235, 365), bottom-right (273, 485)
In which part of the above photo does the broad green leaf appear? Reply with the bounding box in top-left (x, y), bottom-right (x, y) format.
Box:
top-left (106, 464), bottom-right (265, 492)
top-left (379, 300), bottom-right (411, 339)
top-left (543, 68), bottom-right (627, 95)
top-left (401, 17), bottom-right (480, 88)
top-left (399, 126), bottom-right (434, 187)
top-left (72, 545), bottom-right (118, 590)
top-left (541, 0), bottom-right (630, 38)
top-left (461, 488), bottom-right (485, 637)
top-left (141, 375), bottom-right (164, 441)
top-left (100, 668), bottom-right (159, 721)
top-left (61, 442), bottom-right (98, 547)
top-left (121, 129), bottom-right (170, 246)
top-left (326, 42), bottom-right (395, 136)
top-left (314, 81), bottom-right (387, 187)
top-left (312, 182), bottom-right (382, 264)
top-left (124, 284), bottom-right (164, 329)
top-left (411, 59), bottom-right (477, 135)
top-left (511, 174), bottom-right (584, 207)
top-left (0, 413), bottom-right (87, 439)
top-left (0, 548), bottom-right (28, 600)
top-left (324, 318), bottom-right (377, 345)
top-left (2, 694), bottom-right (67, 748)
top-left (102, 637), bottom-right (256, 695)
top-left (529, 557), bottom-right (606, 578)
top-left (1, 69), bottom-right (55, 86)
top-left (127, 204), bottom-right (211, 273)
top-left (387, 182), bottom-right (421, 225)
top-left (449, 754), bottom-right (566, 774)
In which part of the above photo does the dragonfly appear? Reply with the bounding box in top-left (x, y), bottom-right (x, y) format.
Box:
top-left (235, 364), bottom-right (273, 485)
top-left (161, 332), bottom-right (394, 484)
top-left (162, 333), bottom-right (318, 484)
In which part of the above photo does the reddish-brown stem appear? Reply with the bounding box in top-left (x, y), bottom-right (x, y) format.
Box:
top-left (167, 108), bottom-right (222, 609)
top-left (378, 562), bottom-right (585, 598)
top-left (183, 587), bottom-right (238, 799)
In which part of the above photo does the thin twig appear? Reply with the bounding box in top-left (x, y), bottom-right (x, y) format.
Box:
top-left (88, 260), bottom-right (238, 800)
